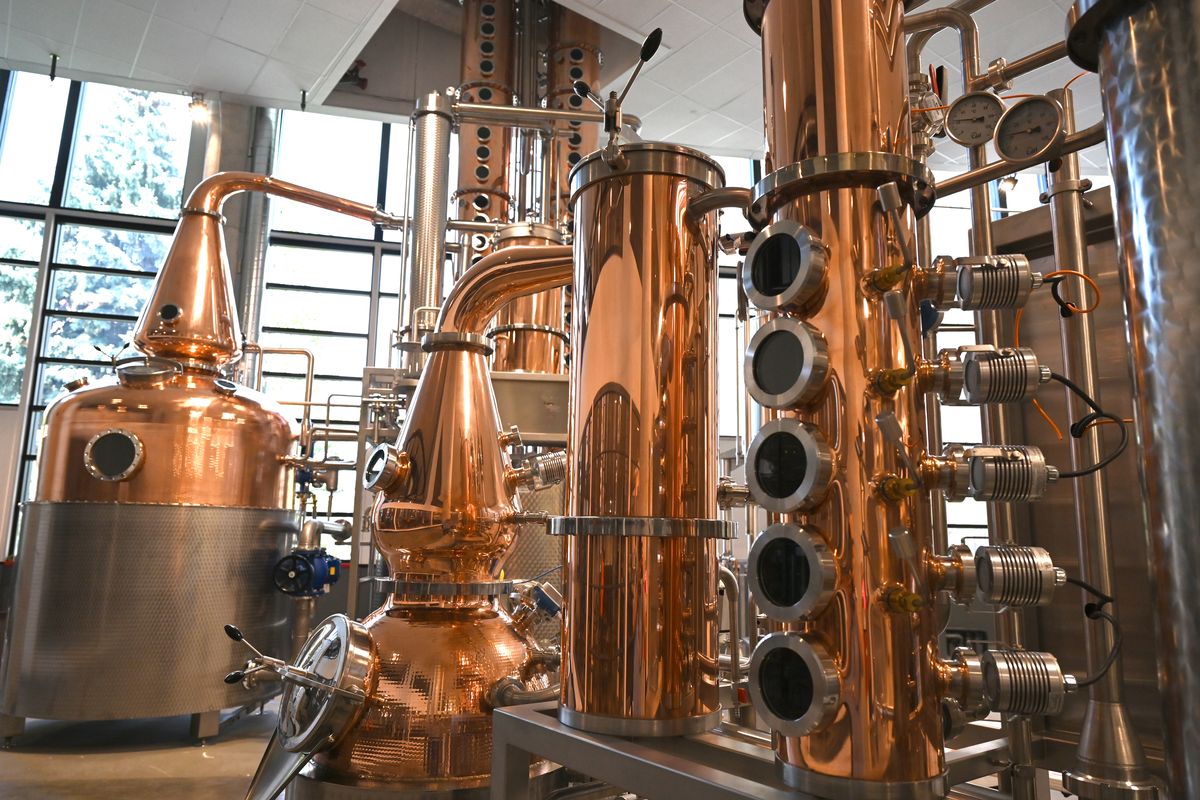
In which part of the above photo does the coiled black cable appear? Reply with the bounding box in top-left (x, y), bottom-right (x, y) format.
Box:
top-left (1048, 371), bottom-right (1129, 478)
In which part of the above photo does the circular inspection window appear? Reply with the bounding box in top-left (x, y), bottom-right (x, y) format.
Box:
top-left (84, 429), bottom-right (144, 481)
top-left (759, 647), bottom-right (814, 722)
top-left (747, 633), bottom-right (840, 736)
top-left (758, 537), bottom-right (810, 608)
top-left (742, 219), bottom-right (828, 314)
top-left (746, 419), bottom-right (833, 513)
top-left (745, 318), bottom-right (829, 409)
top-left (749, 523), bottom-right (836, 621)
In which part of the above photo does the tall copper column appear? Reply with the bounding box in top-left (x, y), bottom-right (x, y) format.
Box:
top-left (545, 6), bottom-right (602, 226)
top-left (555, 144), bottom-right (729, 736)
top-left (456, 0), bottom-right (516, 260)
top-left (743, 1), bottom-right (943, 795)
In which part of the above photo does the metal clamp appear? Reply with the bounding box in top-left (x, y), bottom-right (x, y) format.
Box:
top-left (421, 331), bottom-right (494, 355)
top-left (751, 152), bottom-right (937, 219)
top-left (485, 323), bottom-right (571, 344)
top-left (547, 516), bottom-right (736, 539)
top-left (376, 578), bottom-right (515, 598)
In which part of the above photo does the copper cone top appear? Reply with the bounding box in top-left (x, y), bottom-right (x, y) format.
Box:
top-left (134, 172), bottom-right (403, 368)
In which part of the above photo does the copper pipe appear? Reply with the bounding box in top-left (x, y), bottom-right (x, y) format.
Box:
top-left (491, 226), bottom-right (570, 373)
top-left (184, 170), bottom-right (402, 227)
top-left (436, 244), bottom-right (572, 334)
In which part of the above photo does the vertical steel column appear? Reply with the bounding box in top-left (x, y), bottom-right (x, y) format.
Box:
top-left (1068, 0), bottom-right (1200, 794)
top-left (402, 91), bottom-right (453, 371)
top-left (236, 106), bottom-right (278, 380)
top-left (1044, 86), bottom-right (1157, 799)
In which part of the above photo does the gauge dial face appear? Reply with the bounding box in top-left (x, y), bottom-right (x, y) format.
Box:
top-left (945, 92), bottom-right (1005, 146)
top-left (994, 96), bottom-right (1065, 163)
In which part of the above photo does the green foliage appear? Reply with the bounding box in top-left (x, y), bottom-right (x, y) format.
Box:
top-left (0, 81), bottom-right (189, 405)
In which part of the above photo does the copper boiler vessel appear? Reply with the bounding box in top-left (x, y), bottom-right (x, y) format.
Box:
top-left (740, 1), bottom-right (944, 796)
top-left (555, 143), bottom-right (730, 736)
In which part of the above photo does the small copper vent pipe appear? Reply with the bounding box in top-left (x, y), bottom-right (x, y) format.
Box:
top-left (741, 1), bottom-right (944, 795)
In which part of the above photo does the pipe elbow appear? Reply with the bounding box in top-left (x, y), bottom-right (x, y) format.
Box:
top-left (436, 245), bottom-right (573, 334)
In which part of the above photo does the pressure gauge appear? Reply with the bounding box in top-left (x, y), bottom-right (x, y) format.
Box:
top-left (994, 96), bottom-right (1065, 164)
top-left (945, 91), bottom-right (1005, 146)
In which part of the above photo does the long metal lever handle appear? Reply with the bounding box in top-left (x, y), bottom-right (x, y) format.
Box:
top-left (884, 291), bottom-right (918, 378)
top-left (876, 410), bottom-right (921, 486)
top-left (878, 181), bottom-right (917, 268)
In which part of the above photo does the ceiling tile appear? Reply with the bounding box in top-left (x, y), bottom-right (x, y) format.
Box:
top-left (671, 111), bottom-right (742, 148)
top-left (594, 0), bottom-right (666, 35)
top-left (247, 56), bottom-right (319, 99)
top-left (272, 3), bottom-right (356, 68)
top-left (153, 0), bottom-right (231, 36)
top-left (4, 25), bottom-right (73, 64)
top-left (77, 0), bottom-right (150, 60)
top-left (646, 3), bottom-right (707, 49)
top-left (120, 0), bottom-right (157, 9)
top-left (638, 92), bottom-right (706, 140)
top-left (306, 0), bottom-right (381, 24)
top-left (615, 73), bottom-right (674, 115)
top-left (216, 0), bottom-right (300, 55)
top-left (722, 7), bottom-right (760, 47)
top-left (718, 87), bottom-right (762, 129)
top-left (70, 45), bottom-right (132, 75)
top-left (645, 26), bottom-right (746, 92)
top-left (682, 48), bottom-right (758, 110)
top-left (10, 0), bottom-right (81, 43)
top-left (674, 0), bottom-right (732, 23)
top-left (135, 14), bottom-right (207, 81)
top-left (192, 36), bottom-right (266, 93)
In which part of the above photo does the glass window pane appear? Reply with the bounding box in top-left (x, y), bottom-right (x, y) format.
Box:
top-left (380, 254), bottom-right (403, 294)
top-left (258, 331), bottom-right (367, 379)
top-left (36, 362), bottom-right (111, 405)
top-left (49, 270), bottom-right (154, 316)
top-left (0, 262), bottom-right (38, 403)
top-left (941, 405), bottom-right (983, 445)
top-left (383, 123), bottom-right (410, 217)
top-left (0, 216), bottom-right (46, 261)
top-left (262, 288), bottom-right (370, 335)
top-left (0, 72), bottom-right (71, 205)
top-left (64, 84), bottom-right (191, 218)
top-left (261, 375), bottom-right (362, 425)
top-left (376, 295), bottom-right (400, 367)
top-left (42, 315), bottom-right (136, 361)
top-left (272, 111), bottom-right (382, 239)
top-left (718, 316), bottom-right (741, 438)
top-left (55, 223), bottom-right (171, 273)
top-left (265, 245), bottom-right (372, 291)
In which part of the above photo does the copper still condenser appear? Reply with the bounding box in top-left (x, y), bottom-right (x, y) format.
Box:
top-left (554, 142), bottom-right (730, 736)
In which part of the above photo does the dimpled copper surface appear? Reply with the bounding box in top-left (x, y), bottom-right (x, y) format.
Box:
top-left (311, 601), bottom-right (537, 788)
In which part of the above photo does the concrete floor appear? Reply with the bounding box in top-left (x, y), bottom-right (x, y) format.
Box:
top-left (0, 705), bottom-right (277, 799)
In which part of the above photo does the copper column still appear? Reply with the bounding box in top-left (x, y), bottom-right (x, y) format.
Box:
top-left (546, 6), bottom-right (602, 225)
top-left (740, 1), bottom-right (944, 796)
top-left (456, 0), bottom-right (516, 259)
top-left (554, 143), bottom-right (730, 736)
top-left (1, 171), bottom-right (403, 729)
top-left (264, 244), bottom-right (574, 799)
top-left (489, 223), bottom-right (569, 373)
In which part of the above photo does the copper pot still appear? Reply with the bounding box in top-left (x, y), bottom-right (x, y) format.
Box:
top-left (555, 143), bottom-right (729, 737)
top-left (252, 245), bottom-right (574, 799)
